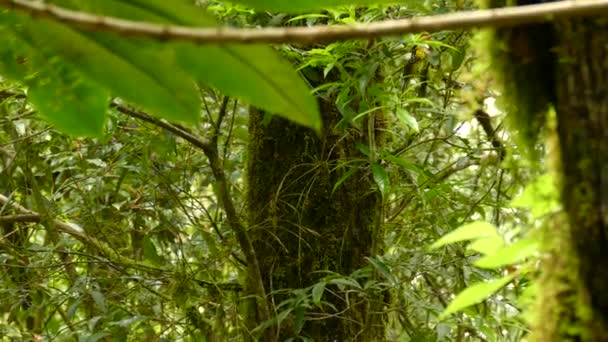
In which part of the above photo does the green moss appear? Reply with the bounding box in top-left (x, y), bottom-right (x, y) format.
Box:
top-left (530, 212), bottom-right (586, 341)
top-left (476, 0), bottom-right (556, 157)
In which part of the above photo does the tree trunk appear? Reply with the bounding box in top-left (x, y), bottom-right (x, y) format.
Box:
top-left (246, 89), bottom-right (386, 340)
top-left (552, 18), bottom-right (608, 341)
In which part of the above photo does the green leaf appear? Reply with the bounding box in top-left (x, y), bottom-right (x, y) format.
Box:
top-left (467, 235), bottom-right (504, 256)
top-left (332, 166), bottom-right (355, 194)
top-left (395, 108), bottom-right (419, 133)
top-left (312, 282), bottom-right (326, 305)
top-left (106, 0), bottom-right (320, 131)
top-left (366, 256), bottom-right (396, 284)
top-left (429, 221), bottom-right (499, 250)
top-left (511, 173), bottom-right (560, 218)
top-left (228, 0), bottom-right (398, 12)
top-left (142, 236), bottom-right (163, 265)
top-left (474, 238), bottom-right (539, 269)
top-left (382, 151), bottom-right (423, 174)
top-left (28, 61), bottom-right (108, 136)
top-left (0, 19), bottom-right (31, 81)
top-left (329, 277), bottom-right (361, 290)
top-left (252, 308), bottom-right (292, 335)
top-left (89, 289), bottom-right (107, 313)
top-left (0, 17), bottom-right (107, 136)
top-left (372, 163), bottom-right (389, 197)
top-left (16, 13), bottom-right (201, 124)
top-left (441, 274), bottom-right (515, 318)
top-left (81, 333), bottom-right (111, 342)
top-left (294, 306), bottom-right (305, 334)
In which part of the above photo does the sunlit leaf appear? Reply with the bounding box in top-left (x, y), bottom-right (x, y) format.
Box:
top-left (511, 173), bottom-right (560, 218)
top-left (441, 274), bottom-right (515, 318)
top-left (467, 236), bottom-right (504, 256)
top-left (474, 238), bottom-right (539, 269)
top-left (429, 221), bottom-right (499, 250)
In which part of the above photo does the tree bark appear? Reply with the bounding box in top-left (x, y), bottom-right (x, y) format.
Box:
top-left (246, 86), bottom-right (386, 340)
top-left (553, 17), bottom-right (608, 341)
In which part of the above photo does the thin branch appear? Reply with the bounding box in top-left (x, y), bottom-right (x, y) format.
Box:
top-left (113, 101), bottom-right (273, 329)
top-left (111, 101), bottom-right (211, 150)
top-left (474, 109), bottom-right (505, 161)
top-left (1, 0), bottom-right (607, 44)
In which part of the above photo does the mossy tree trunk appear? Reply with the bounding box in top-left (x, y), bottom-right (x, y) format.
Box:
top-left (550, 18), bottom-right (608, 341)
top-left (246, 90), bottom-right (386, 340)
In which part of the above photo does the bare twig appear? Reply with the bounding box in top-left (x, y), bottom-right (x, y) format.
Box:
top-left (1, 0), bottom-right (607, 44)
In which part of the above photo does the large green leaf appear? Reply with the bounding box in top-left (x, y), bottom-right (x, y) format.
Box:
top-left (441, 274), bottom-right (515, 318)
top-left (29, 62), bottom-right (109, 136)
top-left (0, 15), bottom-right (108, 136)
top-left (228, 0), bottom-right (398, 12)
top-left (474, 238), bottom-right (539, 269)
top-left (14, 11), bottom-right (201, 124)
top-left (429, 221), bottom-right (499, 250)
top-left (68, 0), bottom-right (320, 131)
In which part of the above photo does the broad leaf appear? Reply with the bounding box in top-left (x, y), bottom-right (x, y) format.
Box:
top-left (15, 10), bottom-right (201, 124)
top-left (467, 235), bottom-right (504, 256)
top-left (0, 18), bottom-right (108, 136)
top-left (91, 0), bottom-right (320, 131)
top-left (28, 63), bottom-right (109, 136)
top-left (429, 221), bottom-right (499, 250)
top-left (441, 274), bottom-right (515, 317)
top-left (474, 238), bottom-right (539, 269)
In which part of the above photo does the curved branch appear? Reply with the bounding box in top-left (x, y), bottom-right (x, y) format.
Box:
top-left (1, 0), bottom-right (607, 44)
top-left (113, 101), bottom-right (273, 328)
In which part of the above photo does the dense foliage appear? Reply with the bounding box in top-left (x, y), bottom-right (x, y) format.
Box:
top-left (1, 0), bottom-right (601, 341)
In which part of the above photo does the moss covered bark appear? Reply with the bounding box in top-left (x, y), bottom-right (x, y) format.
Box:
top-left (553, 18), bottom-right (608, 341)
top-left (246, 92), bottom-right (385, 340)
top-left (481, 2), bottom-right (608, 338)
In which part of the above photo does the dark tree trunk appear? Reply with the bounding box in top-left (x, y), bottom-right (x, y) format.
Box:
top-left (553, 18), bottom-right (608, 341)
top-left (246, 91), bottom-right (386, 340)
